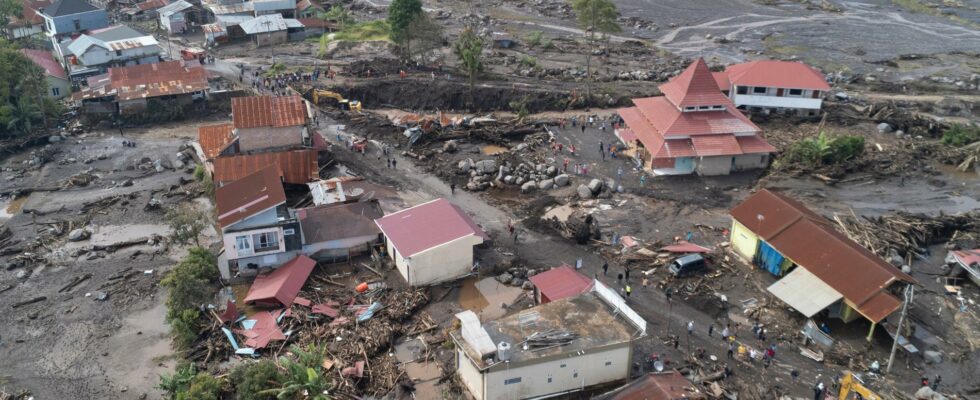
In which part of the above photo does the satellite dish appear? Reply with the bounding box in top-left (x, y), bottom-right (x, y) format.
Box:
top-left (654, 361), bottom-right (664, 372)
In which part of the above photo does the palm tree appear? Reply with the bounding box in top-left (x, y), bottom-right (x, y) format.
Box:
top-left (6, 98), bottom-right (41, 136)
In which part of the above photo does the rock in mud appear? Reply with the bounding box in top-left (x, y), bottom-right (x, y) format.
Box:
top-left (877, 122), bottom-right (893, 134)
top-left (522, 281), bottom-right (534, 290)
top-left (538, 179), bottom-right (554, 190)
top-left (475, 159), bottom-right (497, 174)
top-left (521, 181), bottom-right (537, 193)
top-left (68, 229), bottom-right (91, 242)
top-left (588, 178), bottom-right (603, 194)
top-left (554, 174), bottom-right (570, 186)
top-left (923, 350), bottom-right (943, 364)
top-left (496, 273), bottom-right (513, 284)
top-left (443, 140), bottom-right (459, 153)
top-left (546, 166), bottom-right (557, 176)
top-left (577, 184), bottom-right (593, 199)
top-left (503, 175), bottom-right (515, 184)
top-left (458, 159), bottom-right (473, 171)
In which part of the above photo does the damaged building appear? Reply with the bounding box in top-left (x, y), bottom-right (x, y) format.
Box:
top-left (72, 59), bottom-right (208, 115)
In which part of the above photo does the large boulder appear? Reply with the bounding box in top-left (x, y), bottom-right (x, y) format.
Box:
top-left (554, 174), bottom-right (570, 186)
top-left (475, 159), bottom-right (497, 174)
top-left (577, 184), bottom-right (593, 199)
top-left (588, 178), bottom-right (603, 194)
top-left (521, 181), bottom-right (537, 193)
top-left (443, 140), bottom-right (459, 153)
top-left (503, 175), bottom-right (515, 184)
top-left (68, 228), bottom-right (91, 242)
top-left (538, 179), bottom-right (554, 190)
top-left (877, 122), bottom-right (893, 134)
top-left (458, 159), bottom-right (473, 171)
top-left (915, 386), bottom-right (947, 400)
top-left (495, 273), bottom-right (513, 284)
top-left (546, 166), bottom-right (557, 176)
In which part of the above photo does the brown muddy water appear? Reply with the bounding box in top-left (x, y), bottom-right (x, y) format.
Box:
top-left (457, 276), bottom-right (523, 320)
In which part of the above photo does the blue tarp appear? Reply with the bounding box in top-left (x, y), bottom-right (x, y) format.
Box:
top-left (757, 241), bottom-right (785, 276)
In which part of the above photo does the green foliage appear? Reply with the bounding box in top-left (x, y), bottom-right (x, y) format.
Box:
top-left (193, 165), bottom-right (206, 181)
top-left (0, 38), bottom-right (55, 138)
top-left (321, 20), bottom-right (391, 47)
top-left (229, 360), bottom-right (283, 400)
top-left (256, 344), bottom-right (334, 400)
top-left (323, 5), bottom-right (354, 28)
top-left (403, 14), bottom-right (443, 61)
top-left (518, 55), bottom-right (538, 69)
top-left (0, 0), bottom-right (22, 31)
top-left (263, 62), bottom-right (287, 77)
top-left (508, 95), bottom-right (530, 122)
top-left (165, 203), bottom-right (211, 247)
top-left (158, 363), bottom-right (197, 396)
top-left (783, 131), bottom-right (865, 167)
top-left (454, 26), bottom-right (485, 105)
top-left (941, 124), bottom-right (980, 147)
top-left (161, 247), bottom-right (217, 348)
top-left (387, 0), bottom-right (422, 45)
top-left (525, 30), bottom-right (543, 47)
top-left (571, 0), bottom-right (621, 35)
top-left (176, 374), bottom-right (223, 400)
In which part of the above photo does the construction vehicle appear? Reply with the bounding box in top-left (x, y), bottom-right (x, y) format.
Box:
top-left (307, 88), bottom-right (362, 112)
top-left (838, 372), bottom-right (882, 400)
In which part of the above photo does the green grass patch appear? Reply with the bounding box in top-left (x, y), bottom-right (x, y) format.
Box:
top-left (327, 19), bottom-right (391, 42)
top-left (941, 123), bottom-right (980, 147)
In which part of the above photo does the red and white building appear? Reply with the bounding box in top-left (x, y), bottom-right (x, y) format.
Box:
top-left (616, 58), bottom-right (776, 176)
top-left (713, 60), bottom-right (831, 115)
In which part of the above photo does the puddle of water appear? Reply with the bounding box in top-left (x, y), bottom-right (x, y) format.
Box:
top-left (0, 196), bottom-right (28, 220)
top-left (412, 378), bottom-right (441, 399)
top-left (404, 361), bottom-right (442, 381)
top-left (457, 277), bottom-right (523, 320)
top-left (481, 145), bottom-right (508, 155)
top-left (542, 204), bottom-right (574, 222)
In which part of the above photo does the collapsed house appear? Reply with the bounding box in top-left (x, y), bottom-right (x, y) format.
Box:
top-left (713, 60), bottom-right (831, 115)
top-left (452, 281), bottom-right (646, 400)
top-left (730, 189), bottom-right (916, 336)
top-left (72, 60), bottom-right (208, 115)
top-left (605, 370), bottom-right (705, 400)
top-left (615, 58), bottom-right (776, 176)
top-left (947, 249), bottom-right (980, 286)
top-left (374, 198), bottom-right (488, 286)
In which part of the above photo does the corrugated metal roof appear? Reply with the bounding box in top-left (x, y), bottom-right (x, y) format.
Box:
top-left (736, 135), bottom-right (777, 154)
top-left (232, 95), bottom-right (307, 128)
top-left (632, 97), bottom-right (759, 138)
top-left (198, 123), bottom-right (235, 159)
top-left (661, 139), bottom-right (696, 158)
top-left (731, 189), bottom-right (914, 322)
top-left (725, 60), bottom-right (831, 91)
top-left (374, 198), bottom-right (488, 258)
top-left (528, 265), bottom-right (593, 303)
top-left (214, 165), bottom-right (285, 229)
top-left (712, 71), bottom-right (730, 91)
top-left (239, 13), bottom-right (288, 34)
top-left (297, 200), bottom-right (383, 244)
top-left (213, 149), bottom-right (319, 184)
top-left (205, 1), bottom-right (252, 15)
top-left (202, 22), bottom-right (226, 33)
top-left (244, 254), bottom-right (315, 307)
top-left (109, 60), bottom-right (208, 101)
top-left (42, 0), bottom-right (98, 17)
top-left (658, 58), bottom-right (732, 108)
top-left (767, 266), bottom-right (842, 317)
top-left (136, 0), bottom-right (168, 11)
top-left (157, 0), bottom-right (191, 16)
top-left (691, 134), bottom-right (742, 156)
top-left (19, 49), bottom-right (68, 80)
top-left (9, 0), bottom-right (50, 26)
top-left (660, 241), bottom-right (711, 253)
top-left (611, 371), bottom-right (704, 400)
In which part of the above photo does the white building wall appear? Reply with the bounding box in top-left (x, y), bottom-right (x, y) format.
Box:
top-left (468, 345), bottom-right (631, 400)
top-left (457, 348), bottom-right (485, 400)
top-left (77, 44), bottom-right (160, 67)
top-left (732, 153), bottom-right (769, 171)
top-left (390, 235), bottom-right (481, 286)
top-left (222, 225), bottom-right (286, 260)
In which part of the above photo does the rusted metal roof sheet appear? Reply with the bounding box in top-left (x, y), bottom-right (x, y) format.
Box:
top-left (198, 123), bottom-right (235, 159)
top-left (296, 200), bottom-right (383, 244)
top-left (231, 95), bottom-right (307, 129)
top-left (528, 265), bottom-right (593, 304)
top-left (213, 149), bottom-right (318, 185)
top-left (691, 134), bottom-right (742, 157)
top-left (214, 165), bottom-right (285, 229)
top-left (110, 61), bottom-right (208, 101)
top-left (137, 0), bottom-right (168, 11)
top-left (731, 189), bottom-right (914, 322)
top-left (244, 254), bottom-right (316, 307)
top-left (612, 371), bottom-right (704, 400)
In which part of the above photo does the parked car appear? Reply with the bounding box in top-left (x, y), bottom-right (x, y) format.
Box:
top-left (669, 254), bottom-right (707, 277)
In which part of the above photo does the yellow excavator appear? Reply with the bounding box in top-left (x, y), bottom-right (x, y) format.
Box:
top-left (308, 88), bottom-right (362, 112)
top-left (838, 372), bottom-right (882, 400)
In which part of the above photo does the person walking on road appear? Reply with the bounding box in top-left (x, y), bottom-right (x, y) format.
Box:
top-left (727, 342), bottom-right (735, 359)
top-left (602, 262), bottom-right (608, 276)
top-left (687, 321), bottom-right (694, 336)
top-left (625, 285), bottom-right (632, 298)
top-left (708, 324), bottom-right (714, 337)
top-left (450, 183), bottom-right (456, 195)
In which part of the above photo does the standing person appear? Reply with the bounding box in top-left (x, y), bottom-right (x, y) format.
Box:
top-left (581, 124), bottom-right (586, 134)
top-left (727, 342), bottom-right (735, 359)
top-left (569, 144), bottom-right (576, 155)
top-left (640, 174), bottom-right (647, 187)
top-left (617, 272), bottom-right (623, 284)
top-left (791, 370), bottom-right (799, 382)
top-left (932, 375), bottom-right (942, 391)
top-left (563, 158), bottom-right (569, 172)
top-left (582, 164), bottom-right (589, 175)
top-left (602, 262), bottom-right (608, 276)
top-left (624, 267), bottom-right (631, 282)
top-left (708, 324), bottom-right (714, 337)
top-left (392, 159), bottom-right (397, 169)
top-left (625, 284), bottom-right (632, 298)
top-left (387, 158), bottom-right (391, 168)
top-left (642, 276), bottom-right (649, 289)
top-left (721, 326), bottom-right (730, 341)
top-left (450, 183), bottom-right (456, 195)
top-left (588, 115), bottom-right (594, 126)
top-left (687, 321), bottom-right (694, 336)
top-left (813, 382), bottom-right (825, 400)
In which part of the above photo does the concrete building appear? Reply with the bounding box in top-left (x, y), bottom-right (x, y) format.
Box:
top-left (714, 60), bottom-right (831, 115)
top-left (453, 281), bottom-right (647, 400)
top-left (58, 25), bottom-right (161, 83)
top-left (19, 49), bottom-right (71, 99)
top-left (73, 60), bottom-right (208, 115)
top-left (375, 198), bottom-right (488, 286)
top-left (230, 95), bottom-right (310, 152)
top-left (730, 189), bottom-right (916, 337)
top-left (296, 200), bottom-right (384, 261)
top-left (157, 0), bottom-right (194, 34)
top-left (238, 13), bottom-right (300, 46)
top-left (38, 0), bottom-right (108, 41)
top-left (615, 58), bottom-right (776, 176)
top-left (4, 0), bottom-right (51, 39)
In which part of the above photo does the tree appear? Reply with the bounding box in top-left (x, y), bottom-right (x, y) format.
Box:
top-left (230, 360), bottom-right (283, 400)
top-left (257, 345), bottom-right (334, 400)
top-left (453, 27), bottom-right (484, 107)
top-left (6, 98), bottom-right (41, 136)
top-left (570, 0), bottom-right (620, 100)
top-left (166, 203), bottom-right (211, 246)
top-left (323, 5), bottom-right (354, 29)
top-left (0, 0), bottom-right (22, 32)
top-left (0, 39), bottom-right (53, 138)
top-left (387, 0), bottom-right (422, 56)
top-left (403, 13), bottom-right (443, 62)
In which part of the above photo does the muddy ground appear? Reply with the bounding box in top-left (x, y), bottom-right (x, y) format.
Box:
top-left (0, 120), bottom-right (224, 399)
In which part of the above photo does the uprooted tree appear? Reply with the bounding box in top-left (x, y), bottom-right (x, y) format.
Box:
top-left (453, 26), bottom-right (485, 108)
top-left (570, 0), bottom-right (620, 100)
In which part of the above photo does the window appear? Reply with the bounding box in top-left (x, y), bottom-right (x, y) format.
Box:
top-left (753, 87), bottom-right (768, 94)
top-left (560, 363), bottom-right (566, 368)
top-left (547, 377), bottom-right (552, 383)
top-left (253, 232), bottom-right (279, 252)
top-left (504, 377), bottom-right (522, 385)
top-left (736, 86), bottom-right (748, 95)
top-left (683, 106), bottom-right (696, 111)
top-left (52, 87), bottom-right (60, 96)
top-left (73, 19), bottom-right (80, 30)
top-left (788, 88), bottom-right (803, 96)
top-left (605, 361), bottom-right (612, 366)
top-left (712, 105), bottom-right (725, 110)
top-left (697, 106), bottom-right (711, 111)
top-left (116, 50), bottom-right (122, 56)
top-left (283, 228), bottom-right (295, 235)
top-left (573, 372), bottom-right (579, 378)
top-left (235, 235), bottom-right (251, 253)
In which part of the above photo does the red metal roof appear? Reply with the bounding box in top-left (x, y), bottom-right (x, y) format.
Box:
top-left (952, 249), bottom-right (980, 267)
top-left (214, 165), bottom-right (285, 229)
top-left (632, 97), bottom-right (759, 138)
top-left (660, 139), bottom-right (696, 158)
top-left (10, 0), bottom-right (49, 26)
top-left (232, 95), bottom-right (308, 129)
top-left (108, 61), bottom-right (208, 101)
top-left (528, 265), bottom-right (593, 304)
top-left (213, 149), bottom-right (319, 185)
top-left (658, 58), bottom-right (732, 108)
top-left (240, 310), bottom-right (286, 348)
top-left (712, 71), bottom-right (731, 91)
top-left (617, 106), bottom-right (663, 154)
top-left (612, 370), bottom-right (704, 400)
top-left (735, 135), bottom-right (777, 154)
top-left (660, 241), bottom-right (711, 253)
top-left (731, 189), bottom-right (915, 322)
top-left (19, 49), bottom-right (68, 81)
top-left (691, 134), bottom-right (742, 156)
top-left (198, 123), bottom-right (235, 159)
top-left (244, 254), bottom-right (316, 307)
top-left (374, 198), bottom-right (488, 258)
top-left (724, 60), bottom-right (831, 91)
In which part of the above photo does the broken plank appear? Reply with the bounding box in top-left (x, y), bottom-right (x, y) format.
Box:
top-left (12, 296), bottom-right (47, 308)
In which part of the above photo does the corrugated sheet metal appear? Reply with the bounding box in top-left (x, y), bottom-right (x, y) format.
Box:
top-left (725, 60), bottom-right (831, 91)
top-left (297, 200), bottom-right (383, 244)
top-left (213, 149), bottom-right (318, 184)
top-left (110, 61), bottom-right (208, 101)
top-left (244, 255), bottom-right (315, 307)
top-left (736, 135), bottom-right (777, 154)
top-left (658, 58), bottom-right (732, 108)
top-left (528, 265), bottom-right (592, 304)
top-left (767, 266), bottom-right (842, 317)
top-left (374, 198), bottom-right (487, 258)
top-left (214, 165), bottom-right (285, 229)
top-left (198, 123), bottom-right (235, 159)
top-left (231, 95), bottom-right (307, 128)
top-left (691, 134), bottom-right (742, 156)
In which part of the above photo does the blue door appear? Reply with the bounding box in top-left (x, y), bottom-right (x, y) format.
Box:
top-left (756, 241), bottom-right (785, 276)
top-left (675, 157), bottom-right (694, 172)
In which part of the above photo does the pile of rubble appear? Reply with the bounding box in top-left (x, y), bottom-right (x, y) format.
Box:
top-left (457, 158), bottom-right (572, 193)
top-left (495, 265), bottom-right (540, 290)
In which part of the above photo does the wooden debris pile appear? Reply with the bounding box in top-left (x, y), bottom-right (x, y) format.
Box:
top-left (833, 210), bottom-right (980, 259)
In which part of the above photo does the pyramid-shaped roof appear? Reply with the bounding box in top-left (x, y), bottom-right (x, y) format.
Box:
top-left (658, 58), bottom-right (732, 108)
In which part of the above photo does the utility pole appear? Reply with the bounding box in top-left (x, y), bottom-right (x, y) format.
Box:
top-left (886, 284), bottom-right (913, 375)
